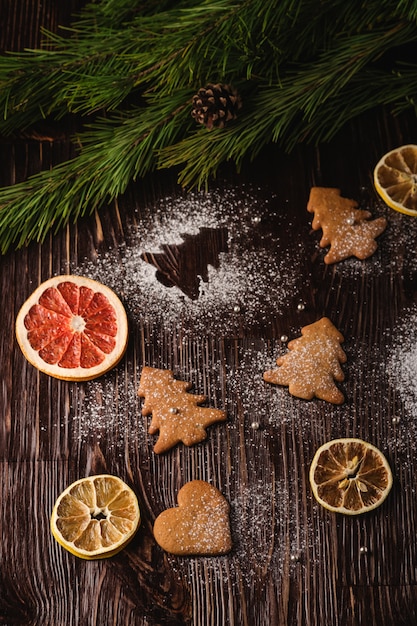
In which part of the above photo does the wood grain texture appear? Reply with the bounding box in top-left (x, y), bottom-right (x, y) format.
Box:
top-left (2, 4), bottom-right (417, 626)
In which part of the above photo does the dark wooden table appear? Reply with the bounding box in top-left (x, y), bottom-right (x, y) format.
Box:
top-left (2, 4), bottom-right (417, 625)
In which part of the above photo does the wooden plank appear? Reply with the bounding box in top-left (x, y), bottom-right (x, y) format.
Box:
top-left (2, 122), bottom-right (416, 624)
top-left (2, 114), bottom-right (417, 624)
top-left (2, 3), bottom-right (417, 625)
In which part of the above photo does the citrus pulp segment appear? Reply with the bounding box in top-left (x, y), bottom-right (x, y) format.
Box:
top-left (15, 275), bottom-right (128, 381)
top-left (50, 475), bottom-right (140, 559)
top-left (309, 438), bottom-right (392, 515)
top-left (374, 144), bottom-right (417, 216)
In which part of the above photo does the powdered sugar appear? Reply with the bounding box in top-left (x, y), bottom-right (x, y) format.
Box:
top-left (67, 364), bottom-right (145, 450)
top-left (73, 186), bottom-right (304, 336)
top-left (387, 306), bottom-right (417, 425)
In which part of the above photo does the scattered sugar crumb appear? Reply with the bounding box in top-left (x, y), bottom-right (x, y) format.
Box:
top-left (386, 306), bottom-right (417, 452)
top-left (67, 367), bottom-right (146, 448)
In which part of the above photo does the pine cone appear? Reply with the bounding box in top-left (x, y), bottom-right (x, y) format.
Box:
top-left (191, 83), bottom-right (241, 130)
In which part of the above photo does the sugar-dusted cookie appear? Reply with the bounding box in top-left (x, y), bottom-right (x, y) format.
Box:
top-left (138, 366), bottom-right (226, 454)
top-left (153, 480), bottom-right (232, 556)
top-left (307, 187), bottom-right (387, 264)
top-left (263, 317), bottom-right (346, 404)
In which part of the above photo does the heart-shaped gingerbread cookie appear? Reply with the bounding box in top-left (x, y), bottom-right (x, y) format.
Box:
top-left (153, 480), bottom-right (232, 556)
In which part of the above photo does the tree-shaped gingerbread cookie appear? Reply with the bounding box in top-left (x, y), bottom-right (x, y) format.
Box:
top-left (263, 317), bottom-right (346, 404)
top-left (138, 366), bottom-right (226, 453)
top-left (307, 187), bottom-right (387, 264)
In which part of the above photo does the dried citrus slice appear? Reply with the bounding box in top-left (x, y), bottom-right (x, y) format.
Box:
top-left (15, 275), bottom-right (128, 381)
top-left (374, 144), bottom-right (417, 216)
top-left (50, 475), bottom-right (140, 559)
top-left (309, 438), bottom-right (392, 515)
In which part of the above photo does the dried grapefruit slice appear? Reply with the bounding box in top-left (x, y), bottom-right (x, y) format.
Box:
top-left (309, 438), bottom-right (392, 515)
top-left (15, 275), bottom-right (128, 381)
top-left (50, 475), bottom-right (140, 559)
top-left (374, 144), bottom-right (417, 216)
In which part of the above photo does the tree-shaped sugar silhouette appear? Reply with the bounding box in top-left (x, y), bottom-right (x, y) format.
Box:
top-left (138, 366), bottom-right (226, 453)
top-left (141, 226), bottom-right (228, 300)
top-left (307, 187), bottom-right (387, 264)
top-left (263, 317), bottom-right (347, 404)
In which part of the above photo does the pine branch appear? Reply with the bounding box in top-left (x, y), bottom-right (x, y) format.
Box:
top-left (2, 0), bottom-right (410, 132)
top-left (0, 93), bottom-right (192, 253)
top-left (159, 20), bottom-right (417, 186)
top-left (0, 1), bottom-right (247, 131)
top-left (0, 0), bottom-right (417, 252)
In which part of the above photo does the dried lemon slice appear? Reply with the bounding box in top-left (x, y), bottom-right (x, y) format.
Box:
top-left (51, 475), bottom-right (140, 559)
top-left (309, 438), bottom-right (392, 515)
top-left (374, 144), bottom-right (417, 216)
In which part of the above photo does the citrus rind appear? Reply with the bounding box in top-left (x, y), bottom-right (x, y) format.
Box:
top-left (374, 144), bottom-right (417, 216)
top-left (309, 437), bottom-right (393, 515)
top-left (50, 475), bottom-right (140, 559)
top-left (15, 275), bottom-right (128, 381)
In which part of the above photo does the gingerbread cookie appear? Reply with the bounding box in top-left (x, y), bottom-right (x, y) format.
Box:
top-left (307, 187), bottom-right (387, 264)
top-left (263, 317), bottom-right (346, 404)
top-left (153, 480), bottom-right (232, 556)
top-left (138, 366), bottom-right (226, 453)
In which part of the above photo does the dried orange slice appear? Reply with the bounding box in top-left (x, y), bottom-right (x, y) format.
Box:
top-left (374, 144), bottom-right (417, 216)
top-left (15, 275), bottom-right (128, 381)
top-left (50, 475), bottom-right (140, 559)
top-left (309, 438), bottom-right (392, 515)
